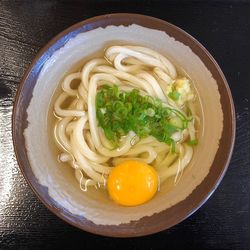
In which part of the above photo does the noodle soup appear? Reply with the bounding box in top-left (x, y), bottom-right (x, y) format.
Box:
top-left (49, 45), bottom-right (202, 206)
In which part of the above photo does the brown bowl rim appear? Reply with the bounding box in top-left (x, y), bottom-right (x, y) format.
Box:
top-left (12, 13), bottom-right (235, 237)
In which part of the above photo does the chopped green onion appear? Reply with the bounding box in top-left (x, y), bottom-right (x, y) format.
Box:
top-left (169, 117), bottom-right (183, 129)
top-left (96, 84), bottom-right (192, 147)
top-left (187, 139), bottom-right (198, 146)
top-left (168, 90), bottom-right (180, 101)
top-left (100, 108), bottom-right (106, 114)
top-left (146, 108), bottom-right (155, 117)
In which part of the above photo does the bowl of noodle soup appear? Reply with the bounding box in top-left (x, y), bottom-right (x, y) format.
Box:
top-left (13, 14), bottom-right (235, 237)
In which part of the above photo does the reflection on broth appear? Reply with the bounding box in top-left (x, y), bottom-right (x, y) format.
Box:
top-left (48, 45), bottom-right (202, 206)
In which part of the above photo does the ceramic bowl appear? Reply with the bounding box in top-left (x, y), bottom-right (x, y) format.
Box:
top-left (12, 14), bottom-right (235, 237)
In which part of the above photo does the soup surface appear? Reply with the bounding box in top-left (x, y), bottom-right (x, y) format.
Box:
top-left (48, 44), bottom-right (202, 206)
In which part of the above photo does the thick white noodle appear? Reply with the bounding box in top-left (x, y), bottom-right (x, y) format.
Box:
top-left (54, 92), bottom-right (85, 117)
top-left (158, 144), bottom-right (193, 184)
top-left (105, 46), bottom-right (177, 79)
top-left (62, 72), bottom-right (81, 96)
top-left (53, 45), bottom-right (196, 189)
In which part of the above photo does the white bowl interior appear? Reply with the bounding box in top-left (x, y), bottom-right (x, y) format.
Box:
top-left (24, 24), bottom-right (223, 225)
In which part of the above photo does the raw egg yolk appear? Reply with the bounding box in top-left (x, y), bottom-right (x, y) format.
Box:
top-left (107, 160), bottom-right (158, 206)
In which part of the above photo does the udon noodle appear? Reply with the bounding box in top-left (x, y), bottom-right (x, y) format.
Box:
top-left (53, 45), bottom-right (198, 192)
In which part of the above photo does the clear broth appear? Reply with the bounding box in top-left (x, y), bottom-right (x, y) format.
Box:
top-left (47, 44), bottom-right (203, 197)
